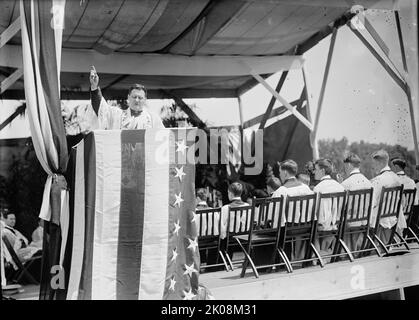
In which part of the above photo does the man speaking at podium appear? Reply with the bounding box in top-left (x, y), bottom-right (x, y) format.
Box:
top-left (89, 66), bottom-right (164, 130)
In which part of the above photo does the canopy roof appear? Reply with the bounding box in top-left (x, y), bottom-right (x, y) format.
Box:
top-left (0, 0), bottom-right (396, 99)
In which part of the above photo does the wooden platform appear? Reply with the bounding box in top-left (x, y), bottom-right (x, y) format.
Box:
top-left (200, 248), bottom-right (419, 300)
top-left (6, 248), bottom-right (419, 300)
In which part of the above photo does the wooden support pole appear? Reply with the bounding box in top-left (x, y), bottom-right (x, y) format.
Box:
top-left (242, 98), bottom-right (300, 129)
top-left (250, 72), bottom-right (313, 131)
top-left (302, 66), bottom-right (318, 159)
top-left (0, 104), bottom-right (26, 132)
top-left (349, 25), bottom-right (407, 93)
top-left (161, 89), bottom-right (208, 131)
top-left (395, 10), bottom-right (419, 165)
top-left (0, 68), bottom-right (23, 94)
top-left (312, 27), bottom-right (337, 142)
top-left (237, 95), bottom-right (244, 129)
top-left (379, 288), bottom-right (405, 300)
top-left (0, 18), bottom-right (21, 49)
top-left (362, 17), bottom-right (406, 82)
top-left (259, 71), bottom-right (289, 129)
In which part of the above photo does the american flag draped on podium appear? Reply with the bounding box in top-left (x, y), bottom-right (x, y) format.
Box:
top-left (64, 128), bottom-right (209, 300)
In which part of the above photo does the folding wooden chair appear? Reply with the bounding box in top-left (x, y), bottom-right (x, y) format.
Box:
top-left (1, 235), bottom-right (42, 285)
top-left (340, 188), bottom-right (381, 258)
top-left (222, 204), bottom-right (254, 271)
top-left (234, 196), bottom-right (285, 278)
top-left (277, 194), bottom-right (323, 273)
top-left (195, 207), bottom-right (230, 272)
top-left (373, 185), bottom-right (410, 256)
top-left (315, 191), bottom-right (354, 263)
top-left (402, 189), bottom-right (419, 245)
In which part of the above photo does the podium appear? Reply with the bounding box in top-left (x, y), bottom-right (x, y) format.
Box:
top-left (64, 129), bottom-right (200, 300)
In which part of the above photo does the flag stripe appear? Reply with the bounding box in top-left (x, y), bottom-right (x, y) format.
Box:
top-left (173, 130), bottom-right (199, 299)
top-left (78, 133), bottom-right (96, 300)
top-left (116, 130), bottom-right (145, 300)
top-left (138, 129), bottom-right (170, 299)
top-left (163, 131), bottom-right (178, 299)
top-left (92, 131), bottom-right (122, 299)
top-left (38, 0), bottom-right (68, 171)
top-left (66, 143), bottom-right (86, 300)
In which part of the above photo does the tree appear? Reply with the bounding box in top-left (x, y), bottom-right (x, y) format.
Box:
top-left (319, 138), bottom-right (417, 180)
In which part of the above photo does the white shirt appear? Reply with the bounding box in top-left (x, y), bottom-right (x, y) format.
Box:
top-left (370, 166), bottom-right (406, 229)
top-left (397, 170), bottom-right (418, 205)
top-left (273, 182), bottom-right (314, 227)
top-left (341, 168), bottom-right (373, 227)
top-left (97, 97), bottom-right (164, 130)
top-left (341, 169), bottom-right (372, 191)
top-left (313, 175), bottom-right (345, 230)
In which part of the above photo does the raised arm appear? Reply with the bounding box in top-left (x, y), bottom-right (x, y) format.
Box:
top-left (89, 66), bottom-right (101, 115)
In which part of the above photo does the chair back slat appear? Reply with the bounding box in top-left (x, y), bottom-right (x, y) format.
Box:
top-left (376, 186), bottom-right (404, 223)
top-left (402, 188), bottom-right (416, 219)
top-left (345, 188), bottom-right (373, 226)
top-left (195, 207), bottom-right (222, 239)
top-left (227, 205), bottom-right (253, 237)
top-left (283, 194), bottom-right (317, 231)
top-left (253, 196), bottom-right (284, 231)
top-left (317, 191), bottom-right (347, 228)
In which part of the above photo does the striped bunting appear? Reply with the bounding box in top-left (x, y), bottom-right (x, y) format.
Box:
top-left (66, 128), bottom-right (199, 300)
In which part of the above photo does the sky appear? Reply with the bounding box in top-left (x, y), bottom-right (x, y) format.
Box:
top-left (0, 9), bottom-right (417, 150)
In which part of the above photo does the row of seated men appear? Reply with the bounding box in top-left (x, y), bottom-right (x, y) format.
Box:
top-left (194, 149), bottom-right (418, 268)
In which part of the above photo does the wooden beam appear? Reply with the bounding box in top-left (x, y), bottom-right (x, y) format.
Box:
top-left (395, 10), bottom-right (419, 165)
top-left (259, 71), bottom-right (289, 129)
top-left (250, 72), bottom-right (313, 131)
top-left (349, 24), bottom-right (407, 93)
top-left (237, 95), bottom-right (244, 129)
top-left (0, 18), bottom-right (21, 49)
top-left (0, 88), bottom-right (239, 100)
top-left (243, 99), bottom-right (300, 129)
top-left (312, 27), bottom-right (337, 145)
top-left (0, 45), bottom-right (304, 77)
top-left (200, 249), bottom-right (419, 300)
top-left (302, 66), bottom-right (318, 159)
top-left (289, 12), bottom-right (355, 55)
top-left (236, 73), bottom-right (272, 97)
top-left (379, 288), bottom-right (405, 300)
top-left (0, 104), bottom-right (26, 132)
top-left (0, 68), bottom-right (23, 94)
top-left (264, 0), bottom-right (398, 10)
top-left (160, 89), bottom-right (208, 130)
top-left (362, 16), bottom-right (406, 82)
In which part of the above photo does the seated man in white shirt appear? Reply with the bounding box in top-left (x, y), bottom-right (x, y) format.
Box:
top-left (391, 157), bottom-right (418, 206)
top-left (273, 160), bottom-right (314, 224)
top-left (273, 160), bottom-right (314, 260)
top-left (0, 209), bottom-right (41, 263)
top-left (370, 150), bottom-right (406, 244)
top-left (220, 182), bottom-right (249, 240)
top-left (341, 153), bottom-right (373, 252)
top-left (1, 209), bottom-right (29, 252)
top-left (313, 159), bottom-right (345, 259)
